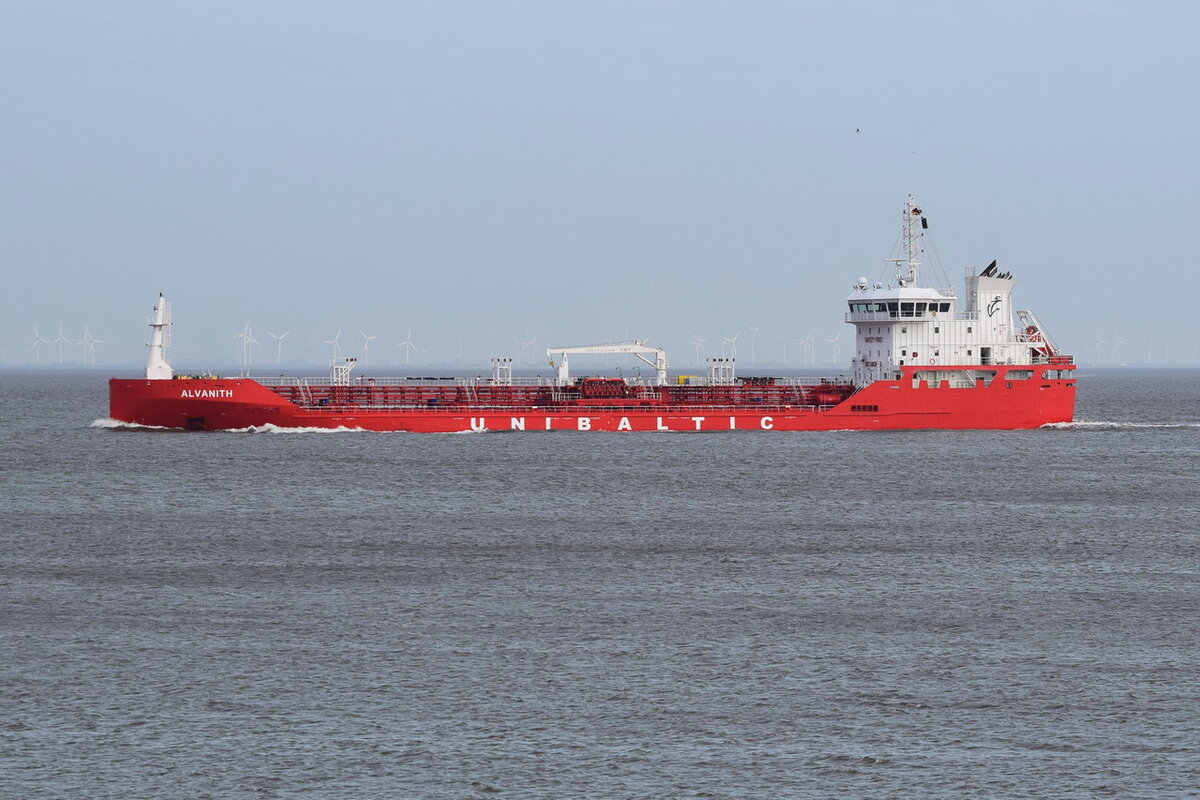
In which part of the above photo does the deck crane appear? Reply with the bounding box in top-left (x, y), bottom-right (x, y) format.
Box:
top-left (546, 340), bottom-right (669, 386)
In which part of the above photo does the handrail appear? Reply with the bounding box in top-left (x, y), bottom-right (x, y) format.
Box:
top-left (252, 375), bottom-right (853, 390)
top-left (287, 402), bottom-right (847, 414)
top-left (845, 310), bottom-right (981, 323)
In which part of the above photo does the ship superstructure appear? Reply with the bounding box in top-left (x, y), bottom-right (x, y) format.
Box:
top-left (108, 198), bottom-right (1076, 432)
top-left (848, 197), bottom-right (1063, 387)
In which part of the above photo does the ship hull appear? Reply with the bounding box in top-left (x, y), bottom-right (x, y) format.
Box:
top-left (109, 367), bottom-right (1075, 432)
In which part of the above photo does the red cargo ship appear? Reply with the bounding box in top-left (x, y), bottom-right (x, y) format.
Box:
top-left (109, 198), bottom-right (1075, 432)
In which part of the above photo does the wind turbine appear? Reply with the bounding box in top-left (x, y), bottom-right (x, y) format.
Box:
top-left (360, 330), bottom-right (376, 366)
top-left (397, 327), bottom-right (419, 365)
top-left (53, 322), bottom-right (69, 364)
top-left (1091, 332), bottom-right (1108, 365)
top-left (70, 331), bottom-right (86, 363)
top-left (825, 330), bottom-right (843, 362)
top-left (30, 327), bottom-right (50, 365)
top-left (235, 324), bottom-right (258, 376)
top-left (517, 332), bottom-right (538, 365)
top-left (82, 328), bottom-right (103, 366)
top-left (802, 334), bottom-right (816, 366)
top-left (1112, 332), bottom-right (1127, 365)
top-left (746, 324), bottom-right (762, 364)
top-left (721, 331), bottom-right (740, 359)
top-left (268, 331), bottom-right (290, 365)
top-left (691, 333), bottom-right (707, 367)
top-left (324, 329), bottom-right (343, 357)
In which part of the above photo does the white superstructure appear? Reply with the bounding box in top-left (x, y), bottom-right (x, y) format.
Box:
top-left (145, 293), bottom-right (174, 380)
top-left (846, 197), bottom-right (1057, 386)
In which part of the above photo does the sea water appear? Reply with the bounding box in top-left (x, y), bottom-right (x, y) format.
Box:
top-left (2, 368), bottom-right (1198, 798)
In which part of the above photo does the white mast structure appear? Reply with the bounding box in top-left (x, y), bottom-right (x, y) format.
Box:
top-left (145, 293), bottom-right (173, 380)
top-left (886, 196), bottom-right (925, 287)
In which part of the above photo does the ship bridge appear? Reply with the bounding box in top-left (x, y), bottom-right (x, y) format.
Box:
top-left (845, 284), bottom-right (955, 323)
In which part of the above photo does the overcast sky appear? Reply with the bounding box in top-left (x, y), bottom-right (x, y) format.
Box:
top-left (3, 0), bottom-right (1197, 370)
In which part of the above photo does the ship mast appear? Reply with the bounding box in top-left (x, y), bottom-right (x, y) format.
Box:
top-left (886, 195), bottom-right (926, 287)
top-left (145, 293), bottom-right (174, 380)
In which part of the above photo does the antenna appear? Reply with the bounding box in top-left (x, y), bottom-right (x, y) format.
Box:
top-left (885, 195), bottom-right (926, 286)
top-left (267, 331), bottom-right (290, 365)
top-left (360, 330), bottom-right (376, 366)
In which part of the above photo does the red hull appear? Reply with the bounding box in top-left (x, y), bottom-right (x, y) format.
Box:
top-left (109, 365), bottom-right (1075, 432)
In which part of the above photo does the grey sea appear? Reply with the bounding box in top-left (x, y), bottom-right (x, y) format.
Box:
top-left (2, 368), bottom-right (1199, 799)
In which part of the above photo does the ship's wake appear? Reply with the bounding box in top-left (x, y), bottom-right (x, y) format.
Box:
top-left (1044, 421), bottom-right (1200, 431)
top-left (91, 418), bottom-right (377, 433)
top-left (224, 423), bottom-right (372, 434)
top-left (91, 418), bottom-right (179, 432)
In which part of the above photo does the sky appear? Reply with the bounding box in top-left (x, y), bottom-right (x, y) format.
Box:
top-left (2, 0), bottom-right (1198, 371)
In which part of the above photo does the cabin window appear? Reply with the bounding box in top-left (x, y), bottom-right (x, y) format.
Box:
top-left (915, 302), bottom-right (926, 315)
top-left (901, 327), bottom-right (907, 334)
top-left (940, 303), bottom-right (951, 312)
top-left (901, 302), bottom-right (914, 316)
top-left (967, 349), bottom-right (973, 356)
top-left (967, 326), bottom-right (973, 333)
top-left (934, 326), bottom-right (940, 334)
top-left (887, 302), bottom-right (899, 316)
top-left (901, 349), bottom-right (907, 356)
